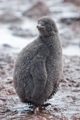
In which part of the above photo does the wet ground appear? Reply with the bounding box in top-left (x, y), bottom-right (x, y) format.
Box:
top-left (0, 53), bottom-right (80, 120)
top-left (0, 0), bottom-right (80, 120)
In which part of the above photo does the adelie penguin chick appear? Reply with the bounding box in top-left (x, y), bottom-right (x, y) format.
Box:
top-left (13, 16), bottom-right (63, 113)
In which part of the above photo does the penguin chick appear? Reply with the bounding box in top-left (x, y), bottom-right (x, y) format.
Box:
top-left (13, 16), bottom-right (63, 113)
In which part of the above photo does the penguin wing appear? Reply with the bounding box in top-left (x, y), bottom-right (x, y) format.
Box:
top-left (30, 44), bottom-right (50, 100)
top-left (30, 57), bottom-right (47, 100)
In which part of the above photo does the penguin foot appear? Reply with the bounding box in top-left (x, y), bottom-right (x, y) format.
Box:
top-left (41, 103), bottom-right (51, 107)
top-left (33, 107), bottom-right (39, 114)
top-left (39, 103), bottom-right (51, 110)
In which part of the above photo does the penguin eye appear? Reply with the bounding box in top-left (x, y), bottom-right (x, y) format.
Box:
top-left (46, 24), bottom-right (51, 28)
top-left (46, 24), bottom-right (51, 31)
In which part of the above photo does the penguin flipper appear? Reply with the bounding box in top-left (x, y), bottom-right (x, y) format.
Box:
top-left (30, 59), bottom-right (47, 100)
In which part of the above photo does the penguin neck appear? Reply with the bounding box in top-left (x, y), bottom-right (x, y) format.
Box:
top-left (39, 34), bottom-right (57, 47)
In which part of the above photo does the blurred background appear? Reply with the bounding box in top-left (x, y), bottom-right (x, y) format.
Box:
top-left (0, 0), bottom-right (80, 56)
top-left (0, 1), bottom-right (80, 119)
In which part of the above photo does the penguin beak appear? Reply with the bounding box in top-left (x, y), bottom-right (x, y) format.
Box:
top-left (37, 24), bottom-right (42, 29)
top-left (37, 24), bottom-right (44, 30)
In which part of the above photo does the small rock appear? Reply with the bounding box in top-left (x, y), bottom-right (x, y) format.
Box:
top-left (0, 11), bottom-right (22, 23)
top-left (13, 29), bottom-right (36, 38)
top-left (9, 25), bottom-right (37, 37)
top-left (64, 0), bottom-right (80, 6)
top-left (23, 1), bottom-right (49, 19)
top-left (0, 100), bottom-right (4, 107)
top-left (9, 25), bottom-right (22, 31)
top-left (60, 17), bottom-right (80, 25)
top-left (7, 88), bottom-right (16, 95)
top-left (0, 85), bottom-right (5, 91)
top-left (0, 97), bottom-right (6, 101)
top-left (3, 44), bottom-right (12, 48)
top-left (28, 115), bottom-right (47, 120)
top-left (71, 113), bottom-right (80, 120)
top-left (6, 77), bottom-right (13, 84)
top-left (1, 69), bottom-right (6, 75)
top-left (9, 63), bottom-right (14, 68)
top-left (64, 0), bottom-right (75, 2)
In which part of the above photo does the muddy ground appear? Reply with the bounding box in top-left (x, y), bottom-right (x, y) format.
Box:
top-left (0, 0), bottom-right (80, 120)
top-left (0, 53), bottom-right (80, 120)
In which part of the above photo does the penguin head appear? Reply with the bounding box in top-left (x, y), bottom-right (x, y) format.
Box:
top-left (37, 16), bottom-right (58, 37)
